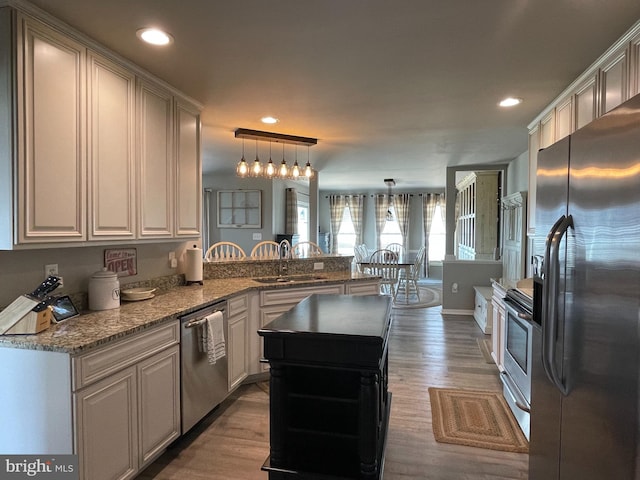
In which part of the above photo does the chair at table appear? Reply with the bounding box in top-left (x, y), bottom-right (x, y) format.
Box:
top-left (367, 249), bottom-right (399, 299)
top-left (204, 242), bottom-right (246, 262)
top-left (397, 246), bottom-right (426, 301)
top-left (291, 241), bottom-right (323, 258)
top-left (250, 241), bottom-right (281, 259)
top-left (353, 244), bottom-right (369, 272)
top-left (384, 242), bottom-right (405, 256)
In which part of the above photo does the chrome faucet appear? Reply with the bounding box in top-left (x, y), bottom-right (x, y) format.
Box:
top-left (278, 239), bottom-right (291, 277)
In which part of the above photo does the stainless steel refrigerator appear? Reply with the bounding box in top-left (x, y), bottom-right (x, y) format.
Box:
top-left (529, 93), bottom-right (640, 480)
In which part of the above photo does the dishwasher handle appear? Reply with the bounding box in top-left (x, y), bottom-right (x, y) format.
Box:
top-left (181, 307), bottom-right (225, 329)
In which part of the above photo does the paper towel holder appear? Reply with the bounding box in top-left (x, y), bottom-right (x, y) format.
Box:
top-left (185, 244), bottom-right (204, 286)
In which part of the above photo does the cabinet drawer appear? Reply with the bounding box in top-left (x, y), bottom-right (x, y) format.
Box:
top-left (228, 293), bottom-right (248, 317)
top-left (72, 322), bottom-right (179, 391)
top-left (346, 280), bottom-right (380, 296)
top-left (259, 284), bottom-right (343, 307)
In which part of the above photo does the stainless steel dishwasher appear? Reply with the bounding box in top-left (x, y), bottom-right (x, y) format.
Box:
top-left (180, 300), bottom-right (228, 433)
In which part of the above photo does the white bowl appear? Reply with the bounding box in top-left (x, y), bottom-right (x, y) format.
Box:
top-left (121, 287), bottom-right (156, 301)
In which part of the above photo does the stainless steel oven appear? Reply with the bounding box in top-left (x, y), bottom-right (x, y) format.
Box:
top-left (501, 289), bottom-right (533, 440)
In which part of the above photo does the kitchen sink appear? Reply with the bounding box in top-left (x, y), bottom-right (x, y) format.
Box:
top-left (253, 275), bottom-right (328, 284)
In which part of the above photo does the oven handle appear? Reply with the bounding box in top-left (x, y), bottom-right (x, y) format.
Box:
top-left (542, 215), bottom-right (572, 396)
top-left (500, 371), bottom-right (531, 413)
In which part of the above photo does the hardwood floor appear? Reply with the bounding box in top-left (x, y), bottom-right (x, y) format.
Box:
top-left (139, 300), bottom-right (529, 480)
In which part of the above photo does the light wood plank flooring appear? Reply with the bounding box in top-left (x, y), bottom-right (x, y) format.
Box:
top-left (139, 298), bottom-right (529, 480)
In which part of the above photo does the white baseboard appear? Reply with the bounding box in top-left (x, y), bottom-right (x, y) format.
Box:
top-left (441, 309), bottom-right (474, 316)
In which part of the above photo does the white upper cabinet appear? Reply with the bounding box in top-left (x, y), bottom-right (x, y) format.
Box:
top-left (574, 74), bottom-right (599, 130)
top-left (0, 6), bottom-right (201, 249)
top-left (17, 14), bottom-right (86, 244)
top-left (599, 45), bottom-right (628, 115)
top-left (174, 97), bottom-right (202, 237)
top-left (137, 80), bottom-right (174, 239)
top-left (88, 51), bottom-right (136, 240)
top-left (630, 31), bottom-right (640, 97)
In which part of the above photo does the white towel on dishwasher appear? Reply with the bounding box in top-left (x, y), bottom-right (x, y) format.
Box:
top-left (203, 311), bottom-right (225, 364)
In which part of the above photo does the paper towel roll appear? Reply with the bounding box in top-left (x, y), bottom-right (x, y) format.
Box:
top-left (185, 246), bottom-right (203, 282)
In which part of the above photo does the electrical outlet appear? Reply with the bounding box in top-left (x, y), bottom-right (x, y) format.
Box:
top-left (313, 262), bottom-right (324, 270)
top-left (252, 232), bottom-right (262, 240)
top-left (44, 264), bottom-right (58, 277)
top-left (168, 251), bottom-right (176, 261)
top-left (58, 276), bottom-right (64, 288)
top-left (451, 282), bottom-right (458, 293)
top-left (170, 258), bottom-right (178, 268)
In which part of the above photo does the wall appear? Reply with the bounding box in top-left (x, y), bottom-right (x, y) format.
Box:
top-left (506, 151), bottom-right (529, 194)
top-left (441, 259), bottom-right (503, 313)
top-left (202, 173), bottom-right (310, 255)
top-left (0, 241), bottom-right (188, 309)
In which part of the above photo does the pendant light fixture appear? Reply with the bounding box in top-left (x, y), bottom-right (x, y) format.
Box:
top-left (234, 128), bottom-right (317, 180)
top-left (279, 143), bottom-right (289, 178)
top-left (265, 141), bottom-right (275, 177)
top-left (236, 138), bottom-right (248, 176)
top-left (250, 139), bottom-right (262, 176)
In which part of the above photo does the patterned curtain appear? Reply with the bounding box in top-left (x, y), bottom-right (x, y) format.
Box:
top-left (285, 188), bottom-right (298, 235)
top-left (393, 193), bottom-right (411, 248)
top-left (373, 194), bottom-right (388, 249)
top-left (422, 193), bottom-right (440, 277)
top-left (347, 195), bottom-right (365, 245)
top-left (328, 195), bottom-right (347, 253)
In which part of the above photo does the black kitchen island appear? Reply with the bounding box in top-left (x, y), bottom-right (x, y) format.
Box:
top-left (258, 294), bottom-right (392, 480)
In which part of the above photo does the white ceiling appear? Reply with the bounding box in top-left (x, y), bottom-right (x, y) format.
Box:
top-left (26, 0), bottom-right (640, 192)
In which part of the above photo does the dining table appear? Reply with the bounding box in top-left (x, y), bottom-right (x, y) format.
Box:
top-left (358, 252), bottom-right (416, 304)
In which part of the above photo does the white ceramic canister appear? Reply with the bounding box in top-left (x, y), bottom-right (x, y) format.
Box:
top-left (88, 268), bottom-right (120, 310)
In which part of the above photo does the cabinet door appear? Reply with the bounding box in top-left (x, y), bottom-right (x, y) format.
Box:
top-left (345, 281), bottom-right (380, 296)
top-left (227, 312), bottom-right (248, 391)
top-left (137, 79), bottom-right (173, 238)
top-left (88, 51), bottom-right (135, 240)
top-left (75, 366), bottom-right (138, 480)
top-left (555, 96), bottom-right (573, 141)
top-left (574, 74), bottom-right (599, 129)
top-left (600, 47), bottom-right (628, 115)
top-left (174, 98), bottom-right (201, 237)
top-left (527, 125), bottom-right (539, 236)
top-left (138, 345), bottom-right (180, 468)
top-left (17, 15), bottom-right (86, 243)
top-left (631, 33), bottom-right (640, 97)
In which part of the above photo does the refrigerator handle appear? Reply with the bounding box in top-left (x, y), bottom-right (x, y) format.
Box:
top-left (542, 214), bottom-right (573, 396)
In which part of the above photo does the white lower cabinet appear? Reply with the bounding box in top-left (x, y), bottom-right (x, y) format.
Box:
top-left (473, 286), bottom-right (493, 334)
top-left (227, 293), bottom-right (249, 391)
top-left (345, 279), bottom-right (381, 295)
top-left (75, 366), bottom-right (138, 480)
top-left (491, 281), bottom-right (508, 369)
top-left (73, 323), bottom-right (180, 480)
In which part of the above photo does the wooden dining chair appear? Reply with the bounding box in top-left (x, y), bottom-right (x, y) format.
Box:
top-left (291, 241), bottom-right (323, 258)
top-left (367, 249), bottom-right (399, 299)
top-left (250, 241), bottom-right (281, 259)
top-left (397, 246), bottom-right (426, 301)
top-left (204, 242), bottom-right (246, 261)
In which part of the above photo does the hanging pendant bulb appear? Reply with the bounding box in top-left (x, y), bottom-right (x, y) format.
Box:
top-left (251, 139), bottom-right (262, 176)
top-left (279, 143), bottom-right (289, 178)
top-left (265, 141), bottom-right (275, 177)
top-left (236, 139), bottom-right (248, 176)
top-left (291, 146), bottom-right (300, 178)
top-left (304, 146), bottom-right (313, 177)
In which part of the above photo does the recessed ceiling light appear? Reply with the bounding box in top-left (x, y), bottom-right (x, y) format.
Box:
top-left (499, 97), bottom-right (523, 107)
top-left (261, 116), bottom-right (279, 124)
top-left (136, 28), bottom-right (174, 46)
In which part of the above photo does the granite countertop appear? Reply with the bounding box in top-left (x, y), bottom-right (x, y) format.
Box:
top-left (0, 272), bottom-right (376, 354)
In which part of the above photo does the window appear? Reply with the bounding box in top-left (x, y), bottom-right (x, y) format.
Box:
top-left (297, 201), bottom-right (309, 243)
top-left (337, 207), bottom-right (356, 255)
top-left (380, 206), bottom-right (403, 248)
top-left (428, 204), bottom-right (446, 261)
